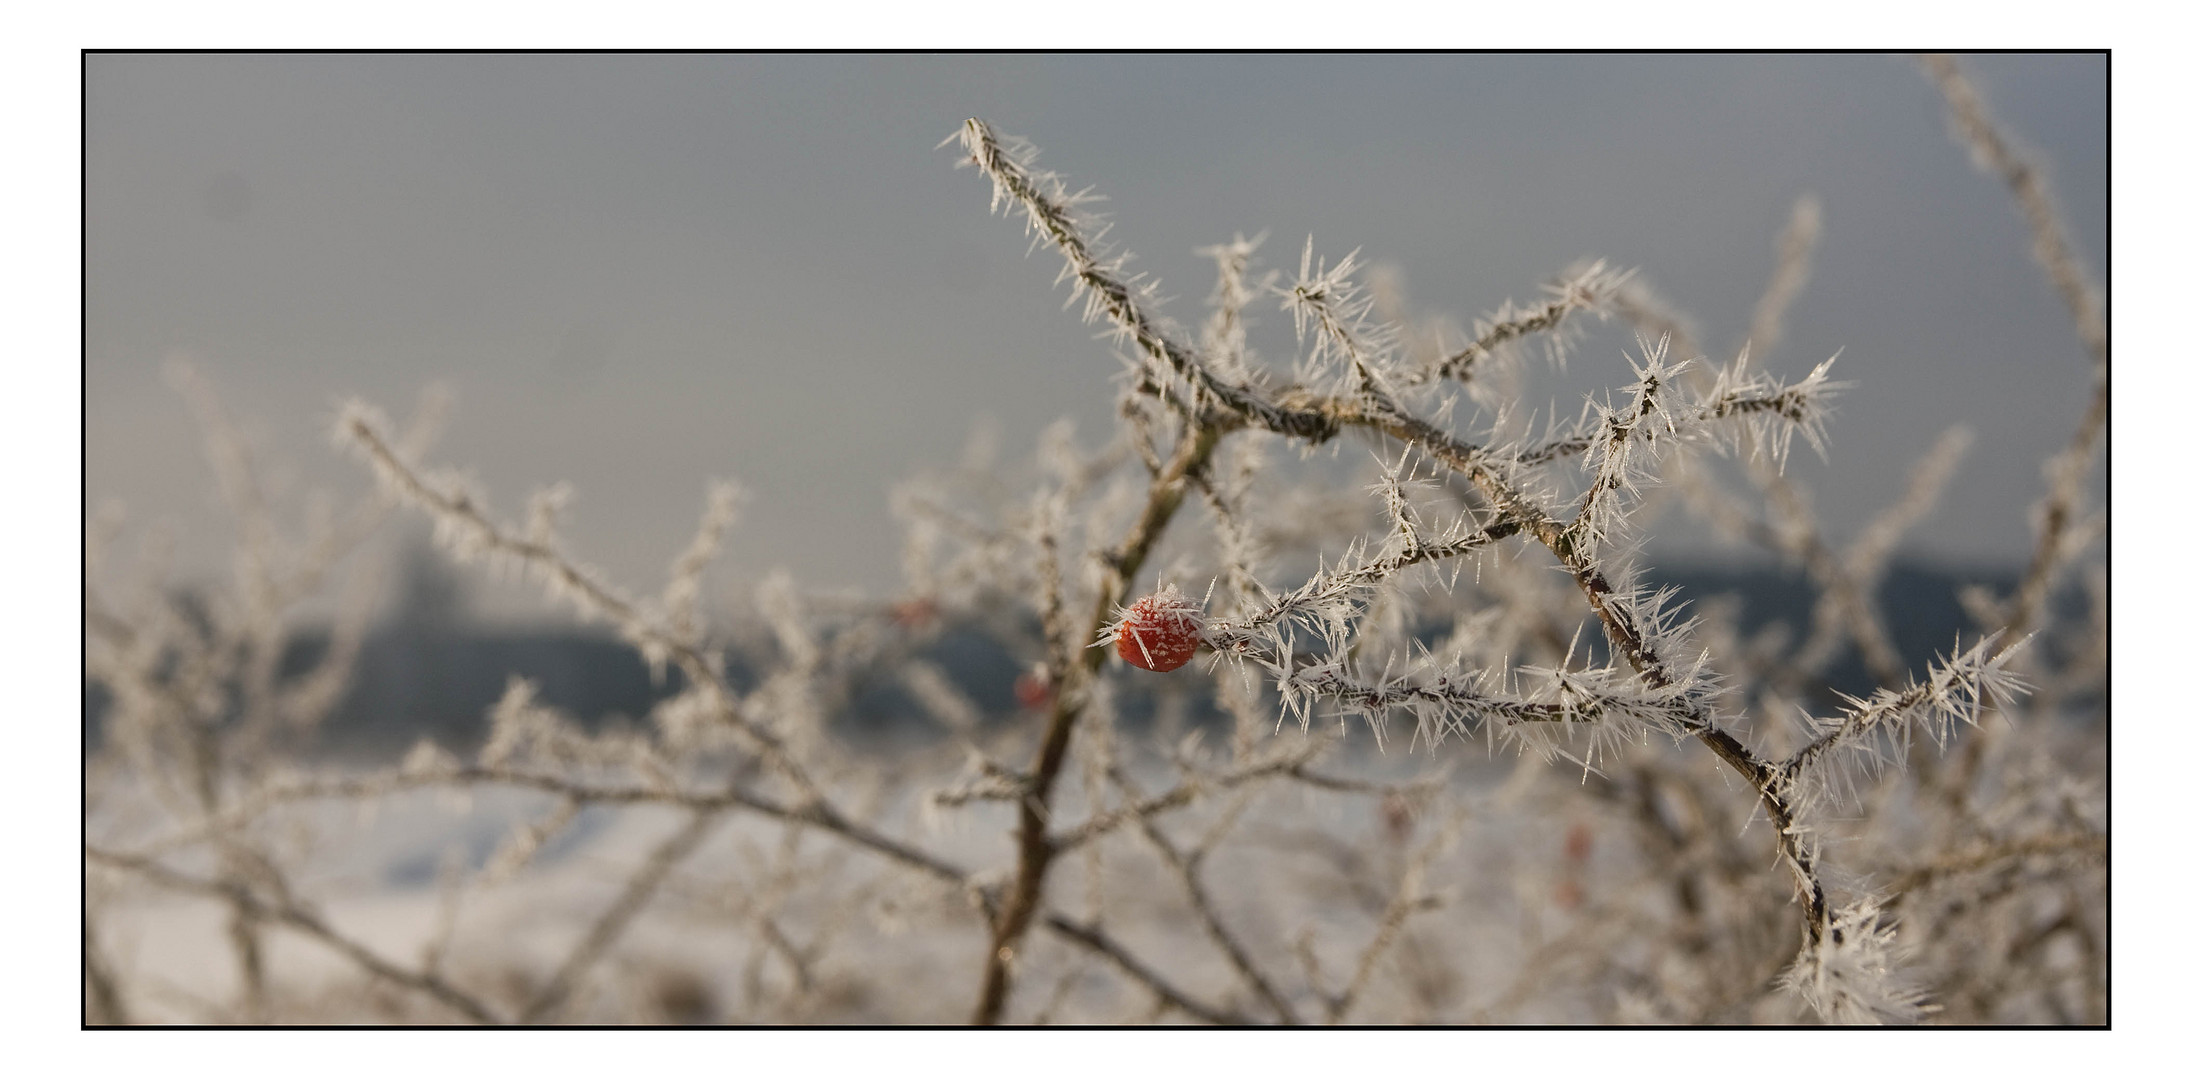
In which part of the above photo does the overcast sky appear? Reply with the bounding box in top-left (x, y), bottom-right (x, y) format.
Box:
top-left (85, 52), bottom-right (2105, 611)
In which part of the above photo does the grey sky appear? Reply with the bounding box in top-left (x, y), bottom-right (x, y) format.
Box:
top-left (85, 53), bottom-right (2105, 608)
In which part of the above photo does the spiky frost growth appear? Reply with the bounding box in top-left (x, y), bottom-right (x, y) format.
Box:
top-left (1693, 344), bottom-right (1844, 470)
top-left (1562, 340), bottom-right (1694, 560)
top-left (952, 118), bottom-right (1337, 442)
top-left (336, 403), bottom-right (832, 804)
top-left (1243, 640), bottom-right (1689, 764)
top-left (1285, 239), bottom-right (1407, 403)
top-left (1779, 897), bottom-right (1930, 1025)
top-left (1414, 259), bottom-right (1634, 388)
top-left (337, 403), bottom-right (635, 633)
top-left (478, 797), bottom-right (583, 887)
top-left (1785, 634), bottom-right (2033, 813)
top-left (479, 676), bottom-right (673, 788)
top-left (89, 92), bottom-right (2099, 1027)
top-left (1922, 55), bottom-right (2105, 367)
top-left (1519, 335), bottom-right (1844, 585)
top-left (1197, 437), bottom-right (1271, 617)
top-left (1202, 453), bottom-right (1518, 650)
top-left (1196, 232), bottom-right (1272, 383)
top-left (663, 481), bottom-right (745, 650)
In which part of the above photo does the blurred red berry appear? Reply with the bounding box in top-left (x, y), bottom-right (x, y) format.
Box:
top-left (1381, 792), bottom-right (1415, 844)
top-left (1113, 584), bottom-right (1204, 672)
top-left (890, 596), bottom-right (938, 629)
top-left (1564, 822), bottom-right (1593, 863)
top-left (1014, 669), bottom-right (1054, 710)
top-left (1554, 879), bottom-right (1584, 910)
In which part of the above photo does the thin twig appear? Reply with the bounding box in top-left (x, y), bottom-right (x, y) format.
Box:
top-left (86, 845), bottom-right (508, 1025)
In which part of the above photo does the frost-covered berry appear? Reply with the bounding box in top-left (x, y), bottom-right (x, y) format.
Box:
top-left (1110, 584), bottom-right (1205, 672)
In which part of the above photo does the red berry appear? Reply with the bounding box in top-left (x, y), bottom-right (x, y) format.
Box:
top-left (1381, 793), bottom-right (1415, 844)
top-left (890, 597), bottom-right (938, 629)
top-left (1554, 878), bottom-right (1585, 911)
top-left (1564, 823), bottom-right (1593, 863)
top-left (1014, 669), bottom-right (1055, 709)
top-left (1112, 585), bottom-right (1204, 672)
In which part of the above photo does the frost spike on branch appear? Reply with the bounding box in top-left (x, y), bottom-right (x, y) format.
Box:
top-left (335, 405), bottom-right (828, 806)
top-left (1412, 260), bottom-right (1634, 386)
top-left (953, 119), bottom-right (1340, 444)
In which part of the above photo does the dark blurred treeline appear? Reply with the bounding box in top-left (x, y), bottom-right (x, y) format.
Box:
top-left (86, 556), bottom-right (2060, 762)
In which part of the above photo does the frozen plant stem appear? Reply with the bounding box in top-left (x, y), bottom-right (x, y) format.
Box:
top-left (1920, 56), bottom-right (2108, 846)
top-left (958, 114), bottom-right (1823, 932)
top-left (1108, 762), bottom-right (1301, 1024)
top-left (86, 86), bottom-right (2089, 1024)
top-left (86, 845), bottom-right (508, 1024)
top-left (341, 411), bottom-right (1244, 1024)
top-left (954, 117), bottom-right (2018, 1018)
top-left (1922, 54), bottom-right (2108, 653)
top-left (519, 808), bottom-right (723, 1023)
top-left (971, 421), bottom-right (1222, 1024)
top-left (340, 413), bottom-right (829, 805)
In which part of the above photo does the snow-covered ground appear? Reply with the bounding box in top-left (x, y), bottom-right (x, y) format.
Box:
top-left (90, 742), bottom-right (1691, 1025)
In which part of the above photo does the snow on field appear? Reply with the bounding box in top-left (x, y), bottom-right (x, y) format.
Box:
top-left (89, 743), bottom-right (1667, 1025)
